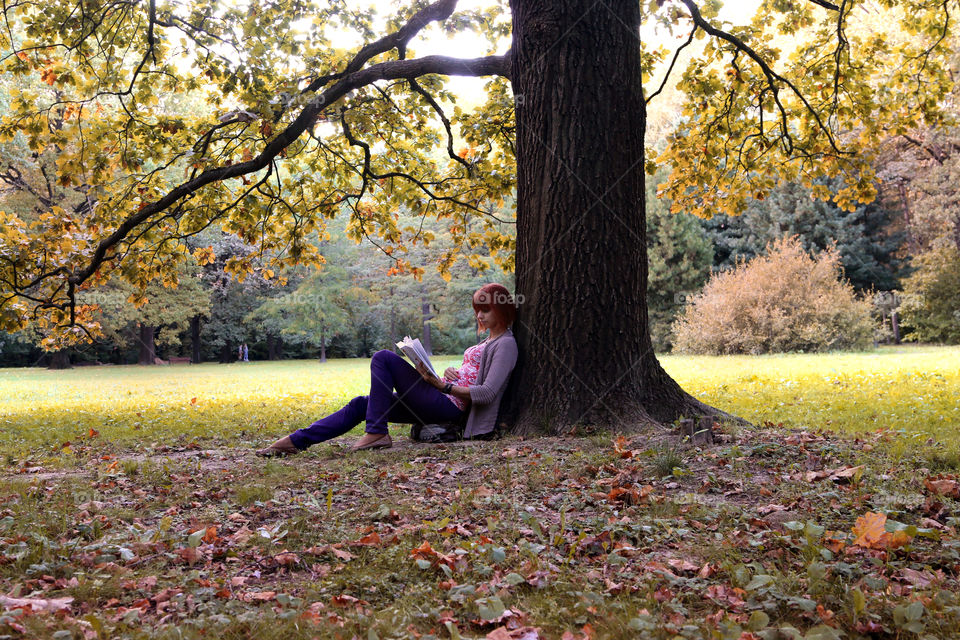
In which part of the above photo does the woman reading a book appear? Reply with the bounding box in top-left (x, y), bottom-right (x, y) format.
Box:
top-left (256, 283), bottom-right (518, 455)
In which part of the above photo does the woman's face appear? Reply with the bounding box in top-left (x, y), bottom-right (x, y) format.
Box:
top-left (474, 300), bottom-right (500, 332)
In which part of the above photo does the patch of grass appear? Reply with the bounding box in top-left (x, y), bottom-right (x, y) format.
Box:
top-left (649, 443), bottom-right (686, 477)
top-left (664, 344), bottom-right (960, 456)
top-left (234, 483), bottom-right (274, 505)
top-left (1, 347), bottom-right (960, 636)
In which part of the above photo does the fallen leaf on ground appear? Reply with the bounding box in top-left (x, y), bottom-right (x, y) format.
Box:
top-left (852, 512), bottom-right (913, 550)
top-left (924, 475), bottom-right (960, 498)
top-left (239, 591), bottom-right (276, 602)
top-left (0, 595), bottom-right (73, 612)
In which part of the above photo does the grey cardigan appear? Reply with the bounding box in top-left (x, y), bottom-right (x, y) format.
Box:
top-left (464, 328), bottom-right (518, 438)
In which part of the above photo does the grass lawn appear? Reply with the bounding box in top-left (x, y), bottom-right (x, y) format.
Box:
top-left (2, 345), bottom-right (958, 461)
top-left (0, 345), bottom-right (959, 638)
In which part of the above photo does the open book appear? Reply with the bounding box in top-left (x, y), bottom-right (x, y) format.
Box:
top-left (396, 336), bottom-right (439, 378)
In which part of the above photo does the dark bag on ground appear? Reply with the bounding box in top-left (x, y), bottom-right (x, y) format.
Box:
top-left (409, 422), bottom-right (464, 443)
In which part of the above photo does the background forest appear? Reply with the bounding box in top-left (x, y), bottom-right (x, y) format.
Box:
top-left (1, 139), bottom-right (956, 367)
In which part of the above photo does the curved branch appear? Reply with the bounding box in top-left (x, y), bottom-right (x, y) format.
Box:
top-left (646, 25), bottom-right (697, 105)
top-left (679, 0), bottom-right (844, 156)
top-left (66, 52), bottom-right (509, 288)
top-left (301, 0), bottom-right (461, 95)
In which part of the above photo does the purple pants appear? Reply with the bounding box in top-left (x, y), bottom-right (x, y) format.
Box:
top-left (288, 350), bottom-right (465, 450)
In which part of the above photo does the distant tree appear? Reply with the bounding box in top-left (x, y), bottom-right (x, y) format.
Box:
top-left (701, 179), bottom-right (908, 292)
top-left (261, 262), bottom-right (352, 362)
top-left (195, 234), bottom-right (278, 363)
top-left (876, 128), bottom-right (960, 253)
top-left (81, 263), bottom-right (209, 364)
top-left (900, 244), bottom-right (960, 343)
top-left (645, 177), bottom-right (713, 352)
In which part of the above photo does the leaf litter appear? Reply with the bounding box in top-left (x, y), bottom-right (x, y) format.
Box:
top-left (0, 422), bottom-right (959, 638)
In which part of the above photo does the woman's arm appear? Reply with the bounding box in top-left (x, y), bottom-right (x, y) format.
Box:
top-left (468, 339), bottom-right (518, 406)
top-left (415, 362), bottom-right (471, 401)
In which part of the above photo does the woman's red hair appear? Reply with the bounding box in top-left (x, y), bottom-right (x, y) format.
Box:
top-left (473, 283), bottom-right (517, 331)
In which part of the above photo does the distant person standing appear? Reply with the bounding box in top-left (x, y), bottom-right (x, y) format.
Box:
top-left (243, 344), bottom-right (249, 362)
top-left (238, 344), bottom-right (243, 361)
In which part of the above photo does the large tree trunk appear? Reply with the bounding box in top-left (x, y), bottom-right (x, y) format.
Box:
top-left (137, 324), bottom-right (156, 366)
top-left (267, 334), bottom-right (282, 360)
top-left (190, 315), bottom-right (202, 363)
top-left (506, 0), bottom-right (727, 434)
top-left (47, 350), bottom-right (71, 370)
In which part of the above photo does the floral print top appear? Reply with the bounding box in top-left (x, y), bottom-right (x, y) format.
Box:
top-left (448, 340), bottom-right (487, 411)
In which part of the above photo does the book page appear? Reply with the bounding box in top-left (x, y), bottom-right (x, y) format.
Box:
top-left (396, 336), bottom-right (439, 378)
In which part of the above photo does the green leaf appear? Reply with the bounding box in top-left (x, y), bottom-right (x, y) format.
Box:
top-left (745, 574), bottom-right (775, 590)
top-left (504, 572), bottom-right (525, 586)
top-left (851, 587), bottom-right (866, 614)
top-left (906, 600), bottom-right (925, 621)
top-left (444, 621), bottom-right (462, 640)
top-left (803, 625), bottom-right (841, 640)
top-left (807, 562), bottom-right (826, 581)
top-left (187, 529), bottom-right (205, 548)
top-left (476, 596), bottom-right (506, 621)
top-left (747, 610), bottom-right (770, 630)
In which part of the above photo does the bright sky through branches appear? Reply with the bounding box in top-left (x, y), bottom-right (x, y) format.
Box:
top-left (326, 0), bottom-right (763, 109)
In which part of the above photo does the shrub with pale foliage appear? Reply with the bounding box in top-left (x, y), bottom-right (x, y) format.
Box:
top-left (671, 237), bottom-right (875, 354)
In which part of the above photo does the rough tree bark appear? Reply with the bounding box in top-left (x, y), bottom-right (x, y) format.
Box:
top-left (505, 0), bottom-right (729, 435)
top-left (266, 335), bottom-right (282, 360)
top-left (137, 324), bottom-right (156, 366)
top-left (190, 315), bottom-right (202, 363)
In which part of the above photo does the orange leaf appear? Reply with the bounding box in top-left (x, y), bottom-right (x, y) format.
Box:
top-left (852, 511), bottom-right (914, 550)
top-left (275, 551), bottom-right (299, 566)
top-left (852, 512), bottom-right (887, 548)
top-left (190, 397), bottom-right (197, 405)
top-left (201, 526), bottom-right (218, 543)
top-left (350, 532), bottom-right (381, 547)
top-left (613, 435), bottom-right (634, 458)
top-left (88, 428), bottom-right (100, 438)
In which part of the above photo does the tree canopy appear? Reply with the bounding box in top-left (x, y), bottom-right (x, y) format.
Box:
top-left (0, 0), bottom-right (955, 344)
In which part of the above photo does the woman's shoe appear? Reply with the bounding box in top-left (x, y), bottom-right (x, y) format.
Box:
top-left (255, 436), bottom-right (299, 457)
top-left (350, 433), bottom-right (392, 451)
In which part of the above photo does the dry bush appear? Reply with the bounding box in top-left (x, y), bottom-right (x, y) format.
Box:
top-left (672, 236), bottom-right (875, 354)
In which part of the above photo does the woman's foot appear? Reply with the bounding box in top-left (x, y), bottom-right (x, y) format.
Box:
top-left (350, 433), bottom-right (392, 451)
top-left (255, 435), bottom-right (299, 457)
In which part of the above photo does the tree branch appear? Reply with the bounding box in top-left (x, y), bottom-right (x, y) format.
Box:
top-left (679, 0), bottom-right (844, 156)
top-left (646, 25), bottom-right (697, 105)
top-left (302, 0), bottom-right (461, 95)
top-left (807, 0), bottom-right (840, 10)
top-left (66, 52), bottom-right (509, 288)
